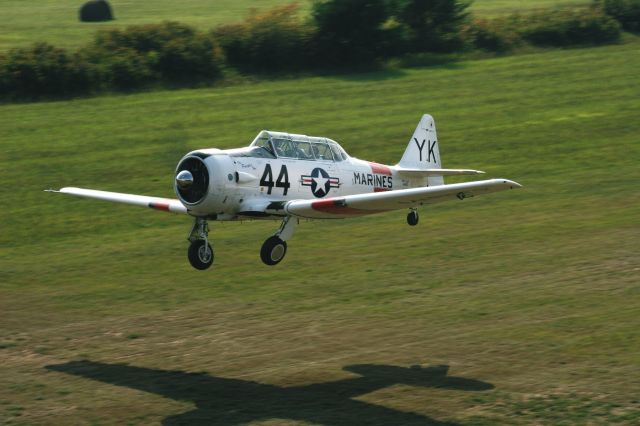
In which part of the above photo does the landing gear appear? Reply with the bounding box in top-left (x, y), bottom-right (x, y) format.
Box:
top-left (407, 209), bottom-right (419, 226)
top-left (261, 236), bottom-right (287, 265)
top-left (187, 217), bottom-right (214, 270)
top-left (188, 239), bottom-right (214, 270)
top-left (260, 216), bottom-right (297, 266)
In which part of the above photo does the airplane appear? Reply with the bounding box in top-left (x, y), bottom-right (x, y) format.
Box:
top-left (47, 114), bottom-right (521, 269)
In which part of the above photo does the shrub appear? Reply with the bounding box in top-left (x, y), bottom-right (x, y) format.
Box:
top-left (518, 8), bottom-right (621, 47)
top-left (599, 0), bottom-right (640, 32)
top-left (463, 18), bottom-right (520, 52)
top-left (213, 3), bottom-right (312, 73)
top-left (86, 22), bottom-right (222, 88)
top-left (311, 0), bottom-right (391, 67)
top-left (0, 43), bottom-right (92, 99)
top-left (89, 47), bottom-right (154, 90)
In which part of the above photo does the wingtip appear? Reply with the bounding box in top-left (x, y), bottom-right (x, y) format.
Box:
top-left (44, 188), bottom-right (60, 193)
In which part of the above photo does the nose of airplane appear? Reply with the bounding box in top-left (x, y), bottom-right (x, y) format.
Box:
top-left (176, 170), bottom-right (194, 189)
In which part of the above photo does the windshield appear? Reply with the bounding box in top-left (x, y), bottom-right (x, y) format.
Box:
top-left (250, 131), bottom-right (349, 161)
top-left (228, 146), bottom-right (276, 159)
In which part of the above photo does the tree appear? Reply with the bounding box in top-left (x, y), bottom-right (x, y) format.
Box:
top-left (312, 0), bottom-right (391, 67)
top-left (394, 0), bottom-right (470, 53)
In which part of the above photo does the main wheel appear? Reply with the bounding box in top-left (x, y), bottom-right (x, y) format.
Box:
top-left (260, 236), bottom-right (287, 266)
top-left (407, 210), bottom-right (419, 226)
top-left (188, 240), bottom-right (214, 270)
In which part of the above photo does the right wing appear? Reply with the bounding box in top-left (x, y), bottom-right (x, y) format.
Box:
top-left (285, 179), bottom-right (521, 219)
top-left (46, 187), bottom-right (188, 214)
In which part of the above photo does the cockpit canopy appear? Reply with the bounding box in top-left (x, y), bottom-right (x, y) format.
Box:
top-left (231, 130), bottom-right (349, 161)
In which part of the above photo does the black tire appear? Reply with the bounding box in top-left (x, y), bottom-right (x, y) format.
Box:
top-left (188, 240), bottom-right (214, 270)
top-left (407, 210), bottom-right (419, 226)
top-left (260, 236), bottom-right (287, 266)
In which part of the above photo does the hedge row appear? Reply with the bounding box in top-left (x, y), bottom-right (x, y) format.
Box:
top-left (0, 22), bottom-right (223, 99)
top-left (600, 0), bottom-right (640, 32)
top-left (465, 5), bottom-right (623, 52)
top-left (0, 0), bottom-right (636, 100)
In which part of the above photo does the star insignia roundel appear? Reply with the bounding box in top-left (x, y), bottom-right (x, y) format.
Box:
top-left (301, 168), bottom-right (340, 198)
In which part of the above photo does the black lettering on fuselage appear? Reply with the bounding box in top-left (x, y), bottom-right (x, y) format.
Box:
top-left (353, 172), bottom-right (393, 189)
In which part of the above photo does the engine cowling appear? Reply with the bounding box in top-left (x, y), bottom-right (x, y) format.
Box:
top-left (174, 152), bottom-right (236, 216)
top-left (175, 155), bottom-right (209, 205)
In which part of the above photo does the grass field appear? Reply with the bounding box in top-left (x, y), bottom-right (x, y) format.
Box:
top-left (0, 0), bottom-right (591, 51)
top-left (2, 30), bottom-right (640, 426)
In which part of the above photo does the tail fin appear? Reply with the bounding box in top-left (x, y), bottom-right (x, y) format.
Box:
top-left (399, 114), bottom-right (441, 169)
top-left (398, 114), bottom-right (443, 185)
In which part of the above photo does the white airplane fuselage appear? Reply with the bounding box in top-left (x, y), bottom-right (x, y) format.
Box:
top-left (177, 147), bottom-right (430, 220)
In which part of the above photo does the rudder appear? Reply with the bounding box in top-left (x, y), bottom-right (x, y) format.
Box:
top-left (398, 114), bottom-right (443, 185)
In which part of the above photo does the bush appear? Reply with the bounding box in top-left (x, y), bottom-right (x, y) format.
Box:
top-left (86, 22), bottom-right (222, 88)
top-left (312, 0), bottom-right (391, 67)
top-left (463, 18), bottom-right (520, 52)
top-left (88, 47), bottom-right (154, 90)
top-left (599, 0), bottom-right (640, 32)
top-left (213, 3), bottom-right (312, 73)
top-left (518, 8), bottom-right (621, 47)
top-left (0, 43), bottom-right (92, 99)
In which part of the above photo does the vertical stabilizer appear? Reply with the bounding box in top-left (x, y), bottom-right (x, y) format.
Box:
top-left (398, 114), bottom-right (443, 185)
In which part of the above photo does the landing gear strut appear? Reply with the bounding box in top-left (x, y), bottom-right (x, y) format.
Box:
top-left (407, 209), bottom-right (419, 226)
top-left (261, 216), bottom-right (297, 266)
top-left (187, 217), bottom-right (213, 270)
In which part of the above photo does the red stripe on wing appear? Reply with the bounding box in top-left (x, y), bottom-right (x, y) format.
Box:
top-left (148, 202), bottom-right (171, 212)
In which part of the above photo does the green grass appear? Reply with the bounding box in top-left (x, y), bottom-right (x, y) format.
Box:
top-left (470, 0), bottom-right (590, 17)
top-left (0, 0), bottom-right (307, 52)
top-left (0, 0), bottom-right (591, 52)
top-left (1, 36), bottom-right (640, 425)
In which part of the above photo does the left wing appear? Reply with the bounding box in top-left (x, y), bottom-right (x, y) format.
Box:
top-left (285, 179), bottom-right (521, 219)
top-left (46, 187), bottom-right (188, 214)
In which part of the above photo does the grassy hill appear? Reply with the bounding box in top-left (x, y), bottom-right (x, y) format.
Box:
top-left (1, 32), bottom-right (639, 426)
top-left (0, 0), bottom-right (590, 51)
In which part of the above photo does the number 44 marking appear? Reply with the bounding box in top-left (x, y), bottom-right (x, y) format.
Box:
top-left (260, 164), bottom-right (290, 196)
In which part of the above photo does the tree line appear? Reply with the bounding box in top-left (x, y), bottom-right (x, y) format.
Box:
top-left (1, 0), bottom-right (638, 101)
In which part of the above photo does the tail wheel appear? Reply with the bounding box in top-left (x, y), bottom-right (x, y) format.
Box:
top-left (261, 236), bottom-right (287, 266)
top-left (188, 240), bottom-right (214, 270)
top-left (407, 210), bottom-right (419, 226)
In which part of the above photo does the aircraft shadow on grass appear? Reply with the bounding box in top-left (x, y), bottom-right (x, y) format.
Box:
top-left (46, 360), bottom-right (493, 425)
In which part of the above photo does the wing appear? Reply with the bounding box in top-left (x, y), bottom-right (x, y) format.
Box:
top-left (46, 187), bottom-right (188, 214)
top-left (285, 179), bottom-right (521, 219)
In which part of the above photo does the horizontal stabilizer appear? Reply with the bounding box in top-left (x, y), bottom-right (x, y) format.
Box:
top-left (46, 187), bottom-right (188, 214)
top-left (395, 168), bottom-right (485, 176)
